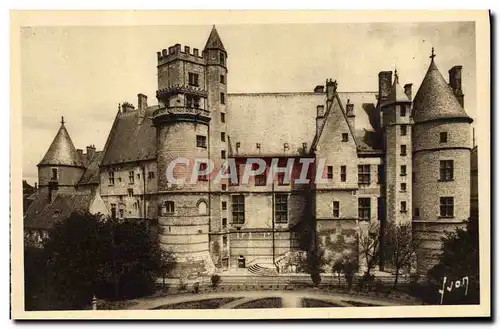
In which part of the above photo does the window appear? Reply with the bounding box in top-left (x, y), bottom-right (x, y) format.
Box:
top-left (277, 173), bottom-right (289, 186)
top-left (440, 132), bottom-right (448, 143)
top-left (133, 202), bottom-right (138, 210)
top-left (221, 132), bottom-right (226, 142)
top-left (137, 173), bottom-right (141, 179)
top-left (222, 218), bottom-right (227, 228)
top-left (221, 184), bottom-right (227, 191)
top-left (400, 105), bottom-right (406, 117)
top-left (340, 165), bottom-right (347, 182)
top-left (188, 72), bottom-right (199, 86)
top-left (165, 201), bottom-right (175, 215)
top-left (400, 182), bottom-right (407, 192)
top-left (358, 198), bottom-right (371, 220)
top-left (439, 160), bottom-right (454, 181)
top-left (198, 201), bottom-right (208, 215)
top-left (196, 135), bottom-right (207, 148)
top-left (358, 165), bottom-right (371, 185)
top-left (221, 150), bottom-right (226, 159)
top-left (51, 168), bottom-right (58, 180)
top-left (400, 125), bottom-right (408, 136)
top-left (275, 194), bottom-right (288, 223)
top-left (327, 166), bottom-right (333, 179)
top-left (127, 188), bottom-right (133, 197)
top-left (400, 144), bottom-right (407, 156)
top-left (415, 208), bottom-right (420, 217)
top-left (148, 171), bottom-right (155, 179)
top-left (333, 201), bottom-right (340, 218)
top-left (111, 203), bottom-right (117, 219)
top-left (377, 164), bottom-right (384, 184)
top-left (255, 173), bottom-right (266, 186)
top-left (220, 92), bottom-right (225, 104)
top-left (219, 52), bottom-right (225, 66)
top-left (440, 197), bottom-right (454, 217)
top-left (342, 133), bottom-right (349, 142)
top-left (117, 177), bottom-right (122, 183)
top-left (108, 171), bottom-right (115, 185)
top-left (198, 162), bottom-right (208, 181)
top-left (119, 195), bottom-right (123, 202)
top-left (118, 208), bottom-right (124, 219)
top-left (220, 74), bottom-right (225, 84)
top-left (221, 112), bottom-right (226, 123)
top-left (400, 165), bottom-right (407, 176)
top-left (128, 171), bottom-right (134, 184)
top-left (223, 235), bottom-right (228, 247)
top-left (232, 195), bottom-right (245, 224)
top-left (400, 201), bottom-right (407, 212)
top-left (221, 201), bottom-right (227, 210)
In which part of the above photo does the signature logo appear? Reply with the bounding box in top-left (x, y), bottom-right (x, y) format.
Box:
top-left (438, 276), bottom-right (469, 305)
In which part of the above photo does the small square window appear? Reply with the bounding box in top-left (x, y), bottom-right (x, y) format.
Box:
top-left (148, 171), bottom-right (155, 179)
top-left (219, 52), bottom-right (225, 66)
top-left (221, 184), bottom-right (227, 191)
top-left (333, 201), bottom-right (340, 218)
top-left (342, 133), bottom-right (348, 142)
top-left (400, 201), bottom-right (407, 213)
top-left (221, 201), bottom-right (227, 210)
top-left (340, 165), bottom-right (347, 182)
top-left (400, 165), bottom-right (407, 176)
top-left (222, 218), bottom-right (227, 229)
top-left (440, 132), bottom-right (448, 143)
top-left (128, 188), bottom-right (133, 197)
top-left (221, 112), bottom-right (226, 123)
top-left (221, 132), bottom-right (226, 142)
top-left (400, 125), bottom-right (407, 136)
top-left (188, 72), bottom-right (199, 87)
top-left (221, 150), bottom-right (226, 159)
top-left (196, 135), bottom-right (207, 148)
top-left (327, 166), bottom-right (333, 179)
top-left (165, 201), bottom-right (175, 215)
top-left (400, 183), bottom-right (407, 192)
top-left (220, 93), bottom-right (225, 104)
top-left (400, 105), bottom-right (406, 117)
top-left (400, 145), bottom-right (407, 156)
top-left (220, 75), bottom-right (225, 84)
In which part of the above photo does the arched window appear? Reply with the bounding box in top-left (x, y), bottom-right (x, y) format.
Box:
top-left (198, 200), bottom-right (208, 215)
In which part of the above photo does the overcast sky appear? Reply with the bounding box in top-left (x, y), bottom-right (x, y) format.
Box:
top-left (21, 22), bottom-right (476, 185)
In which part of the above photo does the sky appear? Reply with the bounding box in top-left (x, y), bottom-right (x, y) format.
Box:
top-left (21, 22), bottom-right (476, 185)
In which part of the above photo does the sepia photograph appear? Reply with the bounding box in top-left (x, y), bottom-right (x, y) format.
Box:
top-left (10, 10), bottom-right (491, 319)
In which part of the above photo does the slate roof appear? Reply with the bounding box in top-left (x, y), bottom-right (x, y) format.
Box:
top-left (100, 106), bottom-right (158, 166)
top-left (227, 91), bottom-right (380, 156)
top-left (204, 25), bottom-right (226, 52)
top-left (78, 151), bottom-right (103, 185)
top-left (38, 122), bottom-right (85, 167)
top-left (412, 59), bottom-right (472, 124)
top-left (24, 191), bottom-right (94, 230)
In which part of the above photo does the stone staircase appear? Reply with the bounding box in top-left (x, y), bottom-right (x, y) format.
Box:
top-left (247, 263), bottom-right (278, 276)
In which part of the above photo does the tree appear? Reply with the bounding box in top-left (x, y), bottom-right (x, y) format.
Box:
top-left (158, 249), bottom-right (177, 289)
top-left (428, 217), bottom-right (479, 304)
top-left (384, 221), bottom-right (420, 289)
top-left (358, 221), bottom-right (380, 277)
top-left (299, 244), bottom-right (326, 287)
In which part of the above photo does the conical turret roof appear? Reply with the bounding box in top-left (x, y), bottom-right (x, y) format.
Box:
top-left (38, 118), bottom-right (84, 167)
top-left (412, 54), bottom-right (472, 124)
top-left (204, 25), bottom-right (226, 52)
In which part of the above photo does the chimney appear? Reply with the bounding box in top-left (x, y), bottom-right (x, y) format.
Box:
top-left (316, 105), bottom-right (326, 137)
top-left (378, 71), bottom-right (393, 102)
top-left (77, 149), bottom-right (83, 161)
top-left (193, 48), bottom-right (199, 57)
top-left (404, 83), bottom-right (413, 101)
top-left (137, 93), bottom-right (148, 124)
top-left (346, 99), bottom-right (355, 131)
top-left (161, 49), bottom-right (168, 57)
top-left (121, 102), bottom-right (135, 113)
top-left (86, 145), bottom-right (96, 162)
top-left (314, 85), bottom-right (325, 93)
top-left (325, 79), bottom-right (337, 100)
top-left (184, 45), bottom-right (190, 54)
top-left (449, 66), bottom-right (464, 108)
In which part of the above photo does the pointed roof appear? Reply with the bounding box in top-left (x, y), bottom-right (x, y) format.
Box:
top-left (204, 25), bottom-right (226, 52)
top-left (38, 117), bottom-right (85, 167)
top-left (412, 51), bottom-right (472, 124)
top-left (386, 70), bottom-right (411, 104)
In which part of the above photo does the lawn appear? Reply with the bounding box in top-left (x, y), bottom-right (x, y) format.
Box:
top-left (234, 297), bottom-right (283, 309)
top-left (301, 298), bottom-right (343, 308)
top-left (153, 298), bottom-right (239, 309)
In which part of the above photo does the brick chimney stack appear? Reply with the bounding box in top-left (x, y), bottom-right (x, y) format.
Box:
top-left (378, 71), bottom-right (393, 102)
top-left (86, 145), bottom-right (96, 162)
top-left (137, 93), bottom-right (148, 124)
top-left (449, 66), bottom-right (464, 108)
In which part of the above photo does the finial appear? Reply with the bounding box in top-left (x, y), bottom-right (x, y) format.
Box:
top-left (394, 67), bottom-right (399, 83)
top-left (430, 47), bottom-right (436, 61)
top-left (60, 116), bottom-right (65, 125)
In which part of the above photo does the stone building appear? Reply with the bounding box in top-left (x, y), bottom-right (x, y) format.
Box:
top-left (24, 27), bottom-right (474, 276)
